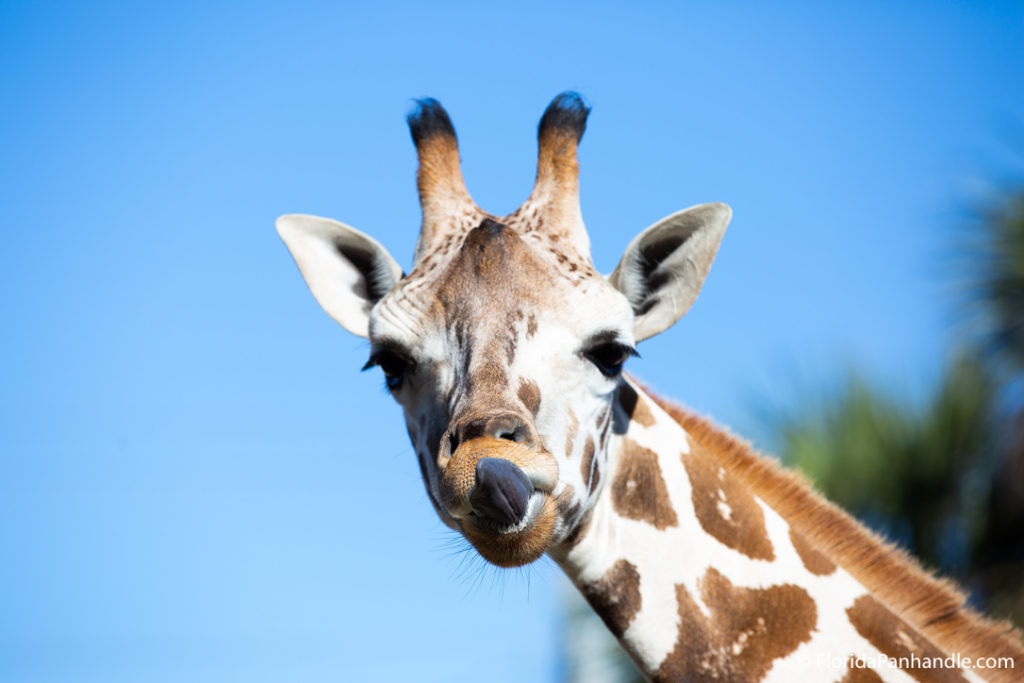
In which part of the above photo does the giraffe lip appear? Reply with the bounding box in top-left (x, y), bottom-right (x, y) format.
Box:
top-left (526, 467), bottom-right (557, 494)
top-left (460, 493), bottom-right (558, 568)
top-left (466, 492), bottom-right (547, 535)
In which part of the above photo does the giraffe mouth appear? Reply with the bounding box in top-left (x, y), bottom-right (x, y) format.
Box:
top-left (459, 492), bottom-right (557, 568)
top-left (466, 491), bottom-right (547, 535)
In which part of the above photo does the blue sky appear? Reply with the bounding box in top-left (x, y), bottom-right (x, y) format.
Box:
top-left (1, 2), bottom-right (1022, 681)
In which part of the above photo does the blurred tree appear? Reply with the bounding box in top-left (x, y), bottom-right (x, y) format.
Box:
top-left (777, 184), bottom-right (1024, 626)
top-left (968, 189), bottom-right (1024, 370)
top-left (962, 186), bottom-right (1024, 626)
top-left (778, 353), bottom-right (999, 577)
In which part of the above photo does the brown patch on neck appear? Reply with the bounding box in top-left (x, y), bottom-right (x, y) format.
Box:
top-left (654, 567), bottom-right (816, 682)
top-left (617, 382), bottom-right (656, 428)
top-left (847, 595), bottom-right (969, 682)
top-left (640, 385), bottom-right (1024, 680)
top-left (517, 378), bottom-right (541, 416)
top-left (612, 438), bottom-right (678, 530)
top-left (578, 559), bottom-right (642, 638)
top-left (790, 528), bottom-right (837, 576)
top-left (682, 444), bottom-right (775, 561)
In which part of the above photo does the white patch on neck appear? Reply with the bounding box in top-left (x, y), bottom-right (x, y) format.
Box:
top-left (716, 497), bottom-right (732, 521)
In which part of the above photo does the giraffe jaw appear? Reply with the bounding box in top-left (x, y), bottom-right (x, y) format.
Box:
top-left (459, 494), bottom-right (557, 568)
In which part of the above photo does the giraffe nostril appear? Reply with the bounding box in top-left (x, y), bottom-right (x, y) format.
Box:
top-left (453, 414), bottom-right (537, 451)
top-left (500, 424), bottom-right (534, 444)
top-left (484, 416), bottom-right (536, 447)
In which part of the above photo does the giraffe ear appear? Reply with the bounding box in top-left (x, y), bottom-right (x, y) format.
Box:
top-left (608, 202), bottom-right (731, 342)
top-left (276, 214), bottom-right (403, 338)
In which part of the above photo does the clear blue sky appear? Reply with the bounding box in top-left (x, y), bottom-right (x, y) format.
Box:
top-left (2, 2), bottom-right (1022, 681)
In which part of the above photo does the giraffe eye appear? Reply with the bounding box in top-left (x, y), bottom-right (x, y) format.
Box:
top-left (584, 342), bottom-right (637, 377)
top-left (363, 348), bottom-right (414, 390)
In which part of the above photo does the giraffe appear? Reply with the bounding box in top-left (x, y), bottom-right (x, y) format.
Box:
top-left (276, 93), bottom-right (1024, 682)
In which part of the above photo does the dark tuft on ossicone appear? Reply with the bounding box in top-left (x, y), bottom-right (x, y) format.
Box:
top-left (407, 98), bottom-right (457, 146)
top-left (538, 91), bottom-right (590, 144)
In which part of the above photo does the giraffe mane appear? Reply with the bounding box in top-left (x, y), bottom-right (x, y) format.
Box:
top-left (638, 382), bottom-right (1024, 680)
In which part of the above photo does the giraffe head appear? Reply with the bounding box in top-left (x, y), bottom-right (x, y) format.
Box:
top-left (278, 93), bottom-right (731, 567)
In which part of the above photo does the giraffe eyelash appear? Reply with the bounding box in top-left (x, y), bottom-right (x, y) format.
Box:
top-left (363, 347), bottom-right (415, 390)
top-left (583, 342), bottom-right (639, 377)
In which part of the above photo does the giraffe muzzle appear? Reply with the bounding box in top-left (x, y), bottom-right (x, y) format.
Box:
top-left (439, 436), bottom-right (559, 567)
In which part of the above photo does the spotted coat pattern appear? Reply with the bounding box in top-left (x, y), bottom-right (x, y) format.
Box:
top-left (554, 382), bottom-right (995, 682)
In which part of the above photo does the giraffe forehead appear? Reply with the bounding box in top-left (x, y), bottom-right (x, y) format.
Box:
top-left (434, 219), bottom-right (559, 317)
top-left (374, 218), bottom-right (627, 347)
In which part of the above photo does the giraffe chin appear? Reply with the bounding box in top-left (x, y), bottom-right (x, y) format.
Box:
top-left (460, 495), bottom-right (557, 568)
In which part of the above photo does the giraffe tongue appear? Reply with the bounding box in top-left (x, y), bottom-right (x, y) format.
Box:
top-left (469, 457), bottom-right (535, 527)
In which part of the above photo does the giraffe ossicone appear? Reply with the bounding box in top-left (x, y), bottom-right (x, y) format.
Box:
top-left (278, 93), bottom-right (1023, 681)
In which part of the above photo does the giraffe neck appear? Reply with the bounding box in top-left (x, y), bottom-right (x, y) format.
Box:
top-left (550, 379), bottom-right (1017, 682)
